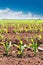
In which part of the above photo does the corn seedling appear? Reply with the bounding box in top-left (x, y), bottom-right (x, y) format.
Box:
top-left (14, 40), bottom-right (28, 57)
top-left (30, 34), bottom-right (42, 55)
top-left (7, 37), bottom-right (11, 42)
top-left (31, 41), bottom-right (38, 55)
top-left (3, 29), bottom-right (8, 33)
top-left (0, 41), bottom-right (12, 55)
top-left (0, 30), bottom-right (2, 33)
top-left (0, 34), bottom-right (4, 41)
top-left (30, 37), bottom-right (38, 55)
top-left (13, 29), bottom-right (17, 33)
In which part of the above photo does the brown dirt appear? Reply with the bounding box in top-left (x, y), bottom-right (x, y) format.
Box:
top-left (0, 45), bottom-right (43, 65)
top-left (0, 30), bottom-right (43, 65)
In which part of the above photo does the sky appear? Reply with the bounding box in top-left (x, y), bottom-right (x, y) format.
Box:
top-left (0, 0), bottom-right (43, 19)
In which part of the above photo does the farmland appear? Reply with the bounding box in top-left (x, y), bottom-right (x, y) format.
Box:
top-left (0, 19), bottom-right (43, 65)
top-left (0, 19), bottom-right (43, 24)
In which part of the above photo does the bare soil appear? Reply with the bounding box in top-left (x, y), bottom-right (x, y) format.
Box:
top-left (0, 29), bottom-right (43, 65)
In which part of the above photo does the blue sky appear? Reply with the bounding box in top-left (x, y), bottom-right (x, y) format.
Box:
top-left (0, 0), bottom-right (43, 19)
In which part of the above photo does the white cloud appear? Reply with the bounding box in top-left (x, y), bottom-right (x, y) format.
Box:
top-left (0, 8), bottom-right (43, 19)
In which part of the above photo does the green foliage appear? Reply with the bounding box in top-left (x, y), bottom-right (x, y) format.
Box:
top-left (30, 37), bottom-right (38, 55)
top-left (13, 29), bottom-right (17, 33)
top-left (31, 42), bottom-right (38, 55)
top-left (0, 30), bottom-right (3, 34)
top-left (14, 40), bottom-right (28, 57)
top-left (1, 41), bottom-right (12, 55)
top-left (0, 34), bottom-right (4, 41)
top-left (0, 28), bottom-right (8, 33)
top-left (7, 37), bottom-right (11, 42)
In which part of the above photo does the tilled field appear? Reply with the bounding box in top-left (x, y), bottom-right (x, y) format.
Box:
top-left (0, 24), bottom-right (43, 65)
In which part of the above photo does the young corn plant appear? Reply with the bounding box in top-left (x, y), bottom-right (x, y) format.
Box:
top-left (3, 28), bottom-right (8, 33)
top-left (14, 40), bottom-right (28, 58)
top-left (7, 37), bottom-right (11, 42)
top-left (30, 37), bottom-right (38, 55)
top-left (13, 29), bottom-right (17, 33)
top-left (0, 34), bottom-right (4, 41)
top-left (30, 34), bottom-right (42, 55)
top-left (0, 29), bottom-right (3, 34)
top-left (0, 28), bottom-right (8, 33)
top-left (0, 41), bottom-right (12, 55)
top-left (31, 40), bottom-right (38, 55)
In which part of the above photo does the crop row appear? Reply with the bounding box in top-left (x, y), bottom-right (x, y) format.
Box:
top-left (0, 34), bottom-right (42, 58)
top-left (0, 23), bottom-right (43, 34)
